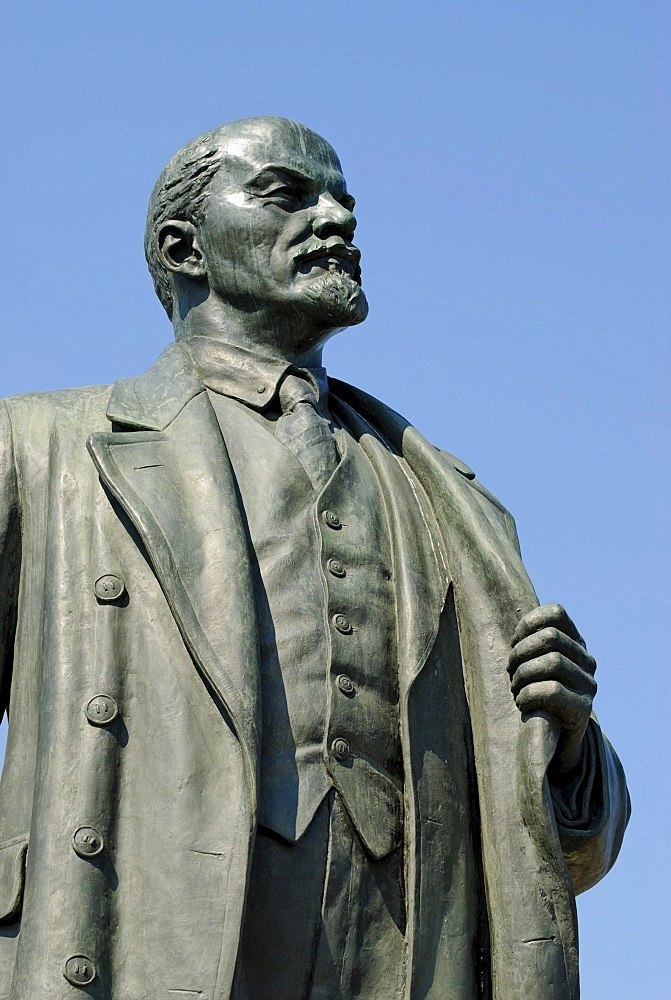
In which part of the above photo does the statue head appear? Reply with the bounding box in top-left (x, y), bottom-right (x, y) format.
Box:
top-left (145, 116), bottom-right (368, 355)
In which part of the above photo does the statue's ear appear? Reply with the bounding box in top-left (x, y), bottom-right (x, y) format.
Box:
top-left (157, 220), bottom-right (207, 280)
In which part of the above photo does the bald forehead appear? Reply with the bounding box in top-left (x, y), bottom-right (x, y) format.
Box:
top-left (213, 117), bottom-right (345, 188)
top-left (220, 118), bottom-right (340, 165)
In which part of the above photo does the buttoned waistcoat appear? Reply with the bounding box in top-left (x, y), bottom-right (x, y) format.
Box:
top-left (0, 343), bottom-right (629, 1000)
top-left (210, 392), bottom-right (404, 858)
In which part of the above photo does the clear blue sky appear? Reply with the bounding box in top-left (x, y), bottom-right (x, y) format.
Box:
top-left (1, 2), bottom-right (668, 995)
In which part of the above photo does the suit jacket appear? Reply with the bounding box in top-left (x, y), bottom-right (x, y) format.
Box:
top-left (0, 342), bottom-right (629, 1000)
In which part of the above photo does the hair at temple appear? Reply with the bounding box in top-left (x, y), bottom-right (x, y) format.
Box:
top-left (144, 129), bottom-right (227, 317)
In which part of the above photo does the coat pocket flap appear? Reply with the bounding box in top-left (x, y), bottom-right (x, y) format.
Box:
top-left (0, 836), bottom-right (28, 923)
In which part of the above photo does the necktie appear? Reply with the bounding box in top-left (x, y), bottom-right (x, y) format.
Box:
top-left (274, 374), bottom-right (340, 491)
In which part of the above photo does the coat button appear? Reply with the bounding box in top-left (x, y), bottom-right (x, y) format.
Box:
top-left (322, 510), bottom-right (341, 529)
top-left (327, 558), bottom-right (346, 578)
top-left (72, 827), bottom-right (104, 859)
top-left (94, 574), bottom-right (125, 601)
top-left (331, 737), bottom-right (351, 762)
top-left (336, 673), bottom-right (356, 695)
top-left (63, 955), bottom-right (96, 987)
top-left (85, 694), bottom-right (118, 726)
top-left (333, 613), bottom-right (352, 634)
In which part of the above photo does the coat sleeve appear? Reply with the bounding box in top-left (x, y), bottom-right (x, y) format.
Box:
top-left (0, 400), bottom-right (20, 720)
top-left (550, 716), bottom-right (630, 895)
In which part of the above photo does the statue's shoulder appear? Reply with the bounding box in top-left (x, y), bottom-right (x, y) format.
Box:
top-left (2, 383), bottom-right (113, 440)
top-left (430, 444), bottom-right (521, 554)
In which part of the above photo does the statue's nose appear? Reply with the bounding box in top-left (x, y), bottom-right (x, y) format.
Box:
top-left (311, 194), bottom-right (356, 241)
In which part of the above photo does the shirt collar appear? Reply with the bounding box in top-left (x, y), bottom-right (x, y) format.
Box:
top-left (182, 335), bottom-right (329, 411)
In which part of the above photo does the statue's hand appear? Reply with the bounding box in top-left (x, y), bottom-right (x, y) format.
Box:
top-left (508, 603), bottom-right (597, 780)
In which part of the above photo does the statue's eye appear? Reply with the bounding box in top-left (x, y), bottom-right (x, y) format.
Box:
top-left (266, 185), bottom-right (299, 204)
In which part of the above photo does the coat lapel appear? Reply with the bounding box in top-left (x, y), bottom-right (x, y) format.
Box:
top-left (87, 343), bottom-right (261, 781)
top-left (331, 378), bottom-right (579, 1000)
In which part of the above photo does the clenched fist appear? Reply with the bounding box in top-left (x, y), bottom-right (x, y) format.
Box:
top-left (509, 603), bottom-right (597, 780)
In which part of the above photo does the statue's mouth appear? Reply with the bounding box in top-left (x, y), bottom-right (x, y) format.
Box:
top-left (294, 240), bottom-right (362, 285)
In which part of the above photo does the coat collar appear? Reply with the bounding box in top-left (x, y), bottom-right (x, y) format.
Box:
top-left (106, 342), bottom-right (204, 431)
top-left (106, 339), bottom-right (330, 431)
top-left (182, 336), bottom-right (329, 411)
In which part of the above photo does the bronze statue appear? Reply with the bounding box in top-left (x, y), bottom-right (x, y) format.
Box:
top-left (0, 116), bottom-right (628, 999)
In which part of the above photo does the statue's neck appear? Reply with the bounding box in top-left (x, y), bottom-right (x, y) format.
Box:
top-left (171, 295), bottom-right (326, 370)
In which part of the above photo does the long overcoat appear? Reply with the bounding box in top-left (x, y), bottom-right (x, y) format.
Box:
top-left (0, 343), bottom-right (628, 1000)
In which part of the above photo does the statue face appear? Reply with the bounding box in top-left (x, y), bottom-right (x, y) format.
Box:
top-left (197, 119), bottom-right (368, 333)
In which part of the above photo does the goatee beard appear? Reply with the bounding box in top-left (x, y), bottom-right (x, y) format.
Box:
top-left (302, 272), bottom-right (369, 327)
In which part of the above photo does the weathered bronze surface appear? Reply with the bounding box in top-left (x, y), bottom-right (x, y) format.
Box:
top-left (0, 116), bottom-right (629, 999)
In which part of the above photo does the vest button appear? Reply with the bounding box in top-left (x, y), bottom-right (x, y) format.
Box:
top-left (327, 558), bottom-right (346, 578)
top-left (333, 613), bottom-right (352, 634)
top-left (72, 826), bottom-right (104, 859)
top-left (85, 694), bottom-right (119, 726)
top-left (336, 673), bottom-right (356, 695)
top-left (63, 955), bottom-right (96, 987)
top-left (323, 509), bottom-right (342, 529)
top-left (94, 574), bottom-right (125, 602)
top-left (331, 737), bottom-right (351, 762)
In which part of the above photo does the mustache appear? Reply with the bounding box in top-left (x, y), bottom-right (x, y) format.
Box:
top-left (294, 238), bottom-right (362, 283)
